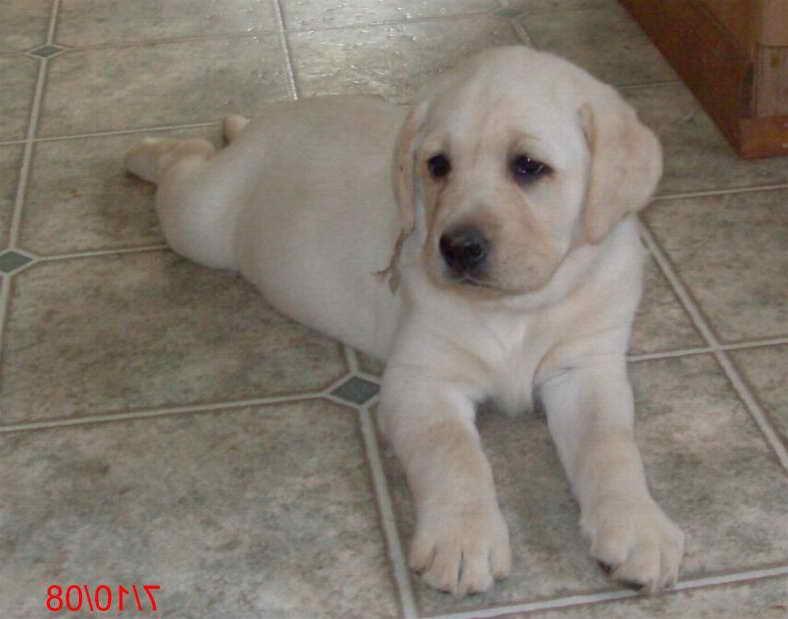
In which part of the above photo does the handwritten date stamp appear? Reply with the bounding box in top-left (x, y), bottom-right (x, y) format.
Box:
top-left (46, 584), bottom-right (161, 613)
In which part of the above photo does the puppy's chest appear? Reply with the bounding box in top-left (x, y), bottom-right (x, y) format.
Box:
top-left (484, 342), bottom-right (543, 417)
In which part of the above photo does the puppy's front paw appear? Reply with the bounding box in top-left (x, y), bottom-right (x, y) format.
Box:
top-left (581, 498), bottom-right (684, 594)
top-left (409, 503), bottom-right (511, 596)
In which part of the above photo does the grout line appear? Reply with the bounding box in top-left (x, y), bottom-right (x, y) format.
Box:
top-left (640, 224), bottom-right (788, 471)
top-left (33, 121), bottom-right (221, 143)
top-left (0, 393), bottom-right (323, 434)
top-left (654, 183), bottom-right (788, 202)
top-left (426, 564), bottom-right (788, 619)
top-left (668, 564), bottom-right (788, 590)
top-left (722, 337), bottom-right (788, 351)
top-left (321, 393), bottom-right (357, 408)
top-left (282, 10), bottom-right (505, 36)
top-left (0, 139), bottom-right (28, 147)
top-left (626, 339), bottom-right (788, 364)
top-left (37, 245), bottom-right (170, 261)
top-left (343, 345), bottom-right (360, 373)
top-left (272, 0), bottom-right (299, 100)
top-left (427, 590), bottom-right (639, 619)
top-left (627, 347), bottom-right (713, 362)
top-left (358, 406), bottom-right (419, 619)
top-left (0, 276), bottom-right (11, 371)
top-left (53, 30), bottom-right (274, 53)
top-left (8, 65), bottom-right (46, 247)
top-left (47, 0), bottom-right (61, 44)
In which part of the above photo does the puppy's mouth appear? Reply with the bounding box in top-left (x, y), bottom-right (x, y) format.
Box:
top-left (441, 269), bottom-right (504, 293)
top-left (441, 265), bottom-right (552, 297)
top-left (450, 274), bottom-right (490, 288)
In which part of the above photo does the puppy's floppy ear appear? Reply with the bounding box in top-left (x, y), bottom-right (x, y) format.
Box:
top-left (579, 87), bottom-right (662, 245)
top-left (378, 101), bottom-right (429, 292)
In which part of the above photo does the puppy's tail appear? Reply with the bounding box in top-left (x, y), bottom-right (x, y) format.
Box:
top-left (223, 114), bottom-right (250, 144)
top-left (125, 137), bottom-right (215, 184)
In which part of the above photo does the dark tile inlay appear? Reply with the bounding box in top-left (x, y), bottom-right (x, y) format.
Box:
top-left (0, 251), bottom-right (33, 274)
top-left (28, 44), bottom-right (64, 58)
top-left (331, 376), bottom-right (380, 405)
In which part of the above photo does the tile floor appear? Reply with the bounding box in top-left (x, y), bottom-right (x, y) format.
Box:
top-left (1, 1), bottom-right (787, 617)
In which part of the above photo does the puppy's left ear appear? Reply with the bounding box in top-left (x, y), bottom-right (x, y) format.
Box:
top-left (579, 87), bottom-right (662, 245)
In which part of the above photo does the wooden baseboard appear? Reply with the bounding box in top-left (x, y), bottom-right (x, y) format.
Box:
top-left (620, 0), bottom-right (788, 158)
top-left (739, 115), bottom-right (788, 157)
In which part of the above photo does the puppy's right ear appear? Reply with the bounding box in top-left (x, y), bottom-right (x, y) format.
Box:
top-left (579, 86), bottom-right (662, 245)
top-left (379, 101), bottom-right (429, 292)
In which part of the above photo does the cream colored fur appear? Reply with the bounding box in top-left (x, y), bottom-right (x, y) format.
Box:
top-left (126, 46), bottom-right (684, 596)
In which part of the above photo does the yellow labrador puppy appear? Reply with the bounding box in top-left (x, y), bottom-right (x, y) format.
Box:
top-left (126, 46), bottom-right (684, 596)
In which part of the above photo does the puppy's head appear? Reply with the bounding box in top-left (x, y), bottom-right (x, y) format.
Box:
top-left (391, 46), bottom-right (661, 297)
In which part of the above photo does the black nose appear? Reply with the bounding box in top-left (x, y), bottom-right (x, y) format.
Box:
top-left (439, 226), bottom-right (490, 274)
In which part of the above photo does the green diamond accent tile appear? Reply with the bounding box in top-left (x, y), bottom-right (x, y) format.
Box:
top-left (28, 45), bottom-right (62, 58)
top-left (331, 376), bottom-right (380, 405)
top-left (0, 251), bottom-right (33, 273)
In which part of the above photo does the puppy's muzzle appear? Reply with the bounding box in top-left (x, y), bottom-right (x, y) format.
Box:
top-left (439, 225), bottom-right (490, 280)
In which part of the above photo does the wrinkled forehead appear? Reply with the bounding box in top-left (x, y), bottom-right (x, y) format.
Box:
top-left (421, 68), bottom-right (587, 168)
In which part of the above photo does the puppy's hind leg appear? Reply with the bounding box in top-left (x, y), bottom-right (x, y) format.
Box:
top-left (125, 137), bottom-right (238, 270)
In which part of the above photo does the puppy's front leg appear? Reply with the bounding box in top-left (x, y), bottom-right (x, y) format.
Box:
top-left (379, 368), bottom-right (511, 596)
top-left (539, 361), bottom-right (684, 593)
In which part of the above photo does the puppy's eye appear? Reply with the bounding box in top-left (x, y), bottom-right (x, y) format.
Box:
top-left (427, 154), bottom-right (451, 179)
top-left (511, 155), bottom-right (548, 182)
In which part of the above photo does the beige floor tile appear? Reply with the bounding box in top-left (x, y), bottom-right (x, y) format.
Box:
top-left (289, 15), bottom-right (522, 103)
top-left (381, 354), bottom-right (788, 614)
top-left (0, 401), bottom-right (399, 619)
top-left (0, 145), bottom-right (24, 251)
top-left (282, 0), bottom-right (499, 30)
top-left (38, 37), bottom-right (290, 137)
top-left (0, 252), bottom-right (346, 423)
top-left (20, 126), bottom-right (223, 256)
top-left (0, 56), bottom-right (38, 141)
top-left (56, 0), bottom-right (279, 47)
top-left (644, 189), bottom-right (788, 343)
top-left (518, 4), bottom-right (676, 86)
top-left (631, 254), bottom-right (705, 355)
top-left (730, 345), bottom-right (788, 442)
top-left (624, 83), bottom-right (788, 196)
top-left (0, 0), bottom-right (51, 52)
